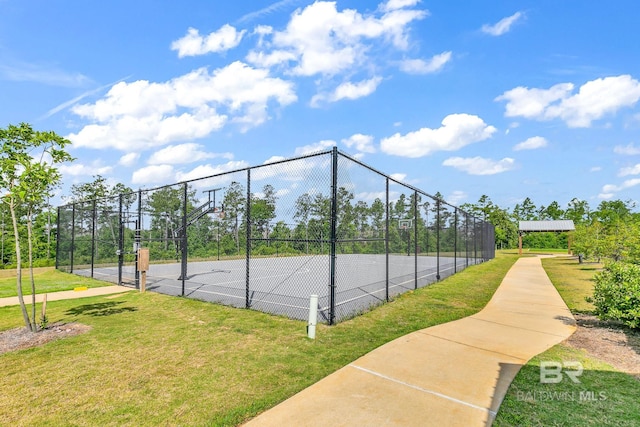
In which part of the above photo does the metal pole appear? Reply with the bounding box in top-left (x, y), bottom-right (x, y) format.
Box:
top-left (136, 190), bottom-right (142, 289)
top-left (385, 178), bottom-right (389, 302)
top-left (474, 218), bottom-right (478, 263)
top-left (465, 212), bottom-right (470, 268)
top-left (413, 191), bottom-right (417, 290)
top-left (329, 147), bottom-right (338, 325)
top-left (118, 195), bottom-right (123, 285)
top-left (436, 200), bottom-right (440, 281)
top-left (55, 207), bottom-right (60, 270)
top-left (181, 183), bottom-right (187, 295)
top-left (454, 208), bottom-right (458, 273)
top-left (246, 169), bottom-right (251, 309)
top-left (91, 199), bottom-right (96, 278)
top-left (70, 204), bottom-right (75, 273)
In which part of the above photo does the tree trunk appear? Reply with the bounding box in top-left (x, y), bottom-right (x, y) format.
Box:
top-left (10, 200), bottom-right (32, 331)
top-left (27, 213), bottom-right (37, 331)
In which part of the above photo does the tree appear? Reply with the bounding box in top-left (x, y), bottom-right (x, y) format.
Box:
top-left (564, 198), bottom-right (590, 225)
top-left (222, 182), bottom-right (246, 255)
top-left (0, 123), bottom-right (73, 332)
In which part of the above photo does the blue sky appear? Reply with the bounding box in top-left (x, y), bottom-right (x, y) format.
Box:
top-left (1, 0), bottom-right (639, 211)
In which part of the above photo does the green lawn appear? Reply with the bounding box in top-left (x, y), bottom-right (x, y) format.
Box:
top-left (494, 256), bottom-right (640, 427)
top-left (0, 253), bottom-right (518, 426)
top-left (0, 269), bottom-right (111, 298)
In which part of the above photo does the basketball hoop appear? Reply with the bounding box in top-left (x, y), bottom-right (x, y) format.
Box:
top-left (398, 219), bottom-right (413, 231)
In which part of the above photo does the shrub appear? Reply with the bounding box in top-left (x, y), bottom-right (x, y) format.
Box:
top-left (587, 262), bottom-right (640, 329)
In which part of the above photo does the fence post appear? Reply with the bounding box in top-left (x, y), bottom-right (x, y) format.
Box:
top-left (181, 183), bottom-right (187, 296)
top-left (329, 147), bottom-right (338, 325)
top-left (474, 218), bottom-right (478, 263)
top-left (91, 199), bottom-right (96, 278)
top-left (436, 199), bottom-right (440, 280)
top-left (385, 178), bottom-right (389, 302)
top-left (454, 208), bottom-right (458, 273)
top-left (55, 207), bottom-right (61, 270)
top-left (246, 169), bottom-right (251, 309)
top-left (465, 213), bottom-right (470, 268)
top-left (69, 204), bottom-right (75, 273)
top-left (118, 195), bottom-right (123, 285)
top-left (136, 189), bottom-right (142, 289)
top-left (413, 190), bottom-right (418, 290)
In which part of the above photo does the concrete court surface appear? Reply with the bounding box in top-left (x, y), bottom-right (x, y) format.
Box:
top-left (0, 285), bottom-right (132, 307)
top-left (243, 256), bottom-right (577, 427)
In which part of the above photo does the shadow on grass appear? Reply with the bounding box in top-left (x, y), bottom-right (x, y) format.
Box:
top-left (65, 301), bottom-right (138, 317)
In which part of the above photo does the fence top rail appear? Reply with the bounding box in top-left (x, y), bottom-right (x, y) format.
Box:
top-left (335, 150), bottom-right (481, 221)
top-left (57, 148), bottom-right (487, 225)
top-left (57, 149), bottom-right (334, 210)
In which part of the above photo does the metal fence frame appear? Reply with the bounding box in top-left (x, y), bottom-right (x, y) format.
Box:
top-left (57, 148), bottom-right (495, 324)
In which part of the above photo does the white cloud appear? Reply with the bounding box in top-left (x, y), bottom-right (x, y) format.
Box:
top-left (246, 0), bottom-right (427, 77)
top-left (513, 136), bottom-right (548, 151)
top-left (496, 75), bottom-right (640, 128)
top-left (60, 162), bottom-right (113, 177)
top-left (119, 152), bottom-right (140, 167)
top-left (447, 190), bottom-right (467, 205)
top-left (294, 140), bottom-right (336, 155)
top-left (496, 83), bottom-right (574, 119)
top-left (332, 77), bottom-right (382, 101)
top-left (131, 165), bottom-right (175, 185)
top-left (0, 60), bottom-right (91, 87)
top-left (380, 113), bottom-right (496, 157)
top-left (399, 51), bottom-right (452, 74)
top-left (599, 178), bottom-right (640, 199)
top-left (442, 157), bottom-right (515, 175)
top-left (171, 25), bottom-right (246, 57)
top-left (67, 62), bottom-right (297, 151)
top-left (390, 173), bottom-right (407, 182)
top-left (263, 155), bottom-right (287, 165)
top-left (342, 133), bottom-right (376, 153)
top-left (619, 163), bottom-right (640, 176)
top-left (312, 77), bottom-right (382, 106)
top-left (590, 166), bottom-right (602, 172)
top-left (382, 0), bottom-right (422, 12)
top-left (481, 12), bottom-right (523, 36)
top-left (614, 142), bottom-right (640, 155)
top-left (175, 161), bottom-right (250, 183)
top-left (237, 0), bottom-right (302, 24)
top-left (148, 143), bottom-right (233, 165)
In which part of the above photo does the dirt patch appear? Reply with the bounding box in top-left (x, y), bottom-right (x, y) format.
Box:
top-left (566, 314), bottom-right (640, 379)
top-left (0, 322), bottom-right (91, 355)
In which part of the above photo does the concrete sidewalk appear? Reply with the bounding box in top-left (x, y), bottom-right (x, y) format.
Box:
top-left (0, 285), bottom-right (132, 307)
top-left (244, 256), bottom-right (576, 427)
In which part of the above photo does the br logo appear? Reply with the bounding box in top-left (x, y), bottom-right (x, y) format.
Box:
top-left (540, 361), bottom-right (583, 384)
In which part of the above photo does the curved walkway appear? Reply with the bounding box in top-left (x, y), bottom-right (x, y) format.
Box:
top-left (244, 256), bottom-right (577, 426)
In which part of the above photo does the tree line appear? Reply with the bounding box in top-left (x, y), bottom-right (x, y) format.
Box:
top-left (459, 195), bottom-right (640, 264)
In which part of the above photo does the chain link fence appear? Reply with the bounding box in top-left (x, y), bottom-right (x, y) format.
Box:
top-left (57, 148), bottom-right (495, 324)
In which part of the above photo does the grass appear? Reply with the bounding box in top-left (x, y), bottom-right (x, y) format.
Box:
top-left (0, 253), bottom-right (518, 426)
top-left (494, 255), bottom-right (640, 426)
top-left (494, 345), bottom-right (640, 427)
top-left (0, 269), bottom-right (111, 298)
top-left (542, 256), bottom-right (600, 313)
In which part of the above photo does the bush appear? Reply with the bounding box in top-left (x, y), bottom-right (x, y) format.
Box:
top-left (587, 262), bottom-right (640, 329)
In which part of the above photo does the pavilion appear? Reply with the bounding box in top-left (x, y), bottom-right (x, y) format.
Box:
top-left (518, 220), bottom-right (576, 255)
